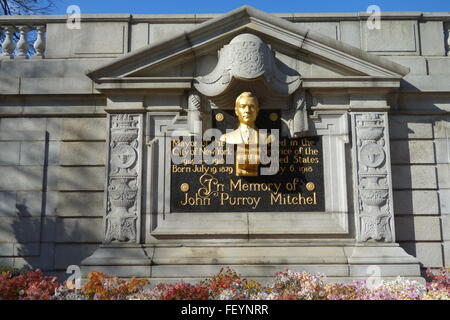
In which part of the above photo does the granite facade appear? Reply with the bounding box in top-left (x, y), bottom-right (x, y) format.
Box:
top-left (0, 6), bottom-right (448, 281)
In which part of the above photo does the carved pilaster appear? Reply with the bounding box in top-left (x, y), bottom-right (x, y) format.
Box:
top-left (351, 112), bottom-right (395, 242)
top-left (105, 113), bottom-right (143, 243)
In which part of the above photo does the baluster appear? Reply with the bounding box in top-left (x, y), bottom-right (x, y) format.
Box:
top-left (16, 25), bottom-right (30, 59)
top-left (32, 26), bottom-right (46, 59)
top-left (1, 26), bottom-right (17, 59)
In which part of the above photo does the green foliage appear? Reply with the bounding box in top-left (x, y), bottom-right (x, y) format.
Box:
top-left (0, 266), bottom-right (15, 274)
top-left (0, 265), bottom-right (31, 275)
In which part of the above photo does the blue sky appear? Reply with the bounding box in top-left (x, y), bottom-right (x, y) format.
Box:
top-left (53, 0), bottom-right (449, 15)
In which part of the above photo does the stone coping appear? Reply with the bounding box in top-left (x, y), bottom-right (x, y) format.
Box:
top-left (0, 11), bottom-right (449, 24)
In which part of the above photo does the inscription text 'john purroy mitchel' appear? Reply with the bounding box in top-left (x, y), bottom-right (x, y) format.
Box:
top-left (170, 92), bottom-right (325, 213)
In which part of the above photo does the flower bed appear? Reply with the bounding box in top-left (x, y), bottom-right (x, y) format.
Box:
top-left (0, 266), bottom-right (448, 300)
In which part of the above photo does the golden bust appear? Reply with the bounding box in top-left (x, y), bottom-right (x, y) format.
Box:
top-left (220, 92), bottom-right (272, 176)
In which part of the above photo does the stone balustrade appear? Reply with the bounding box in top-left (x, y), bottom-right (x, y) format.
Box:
top-left (1, 24), bottom-right (46, 59)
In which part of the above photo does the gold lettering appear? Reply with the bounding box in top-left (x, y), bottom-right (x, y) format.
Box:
top-left (270, 193), bottom-right (282, 205)
top-left (180, 192), bottom-right (212, 206)
top-left (220, 193), bottom-right (230, 205)
top-left (229, 179), bottom-right (282, 193)
top-left (270, 192), bottom-right (318, 206)
top-left (172, 165), bottom-right (191, 173)
top-left (220, 192), bottom-right (261, 209)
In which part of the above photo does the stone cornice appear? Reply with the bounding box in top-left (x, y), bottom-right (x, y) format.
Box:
top-left (303, 77), bottom-right (401, 90)
top-left (95, 77), bottom-right (193, 91)
top-left (1, 11), bottom-right (449, 25)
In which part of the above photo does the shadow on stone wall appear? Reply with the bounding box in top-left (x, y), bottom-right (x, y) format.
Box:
top-left (389, 103), bottom-right (446, 276)
top-left (9, 129), bottom-right (101, 279)
top-left (391, 119), bottom-right (419, 274)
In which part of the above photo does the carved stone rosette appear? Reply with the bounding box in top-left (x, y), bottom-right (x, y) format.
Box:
top-left (351, 112), bottom-right (395, 242)
top-left (105, 113), bottom-right (142, 243)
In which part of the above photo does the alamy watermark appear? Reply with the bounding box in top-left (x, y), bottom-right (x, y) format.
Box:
top-left (366, 5), bottom-right (381, 30)
top-left (66, 265), bottom-right (81, 290)
top-left (66, 5), bottom-right (81, 30)
top-left (366, 265), bottom-right (382, 289)
top-left (170, 127), bottom-right (280, 176)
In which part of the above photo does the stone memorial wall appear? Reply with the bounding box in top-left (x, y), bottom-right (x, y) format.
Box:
top-left (0, 6), bottom-right (449, 282)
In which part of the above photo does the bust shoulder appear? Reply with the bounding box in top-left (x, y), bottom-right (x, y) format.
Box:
top-left (219, 129), bottom-right (242, 144)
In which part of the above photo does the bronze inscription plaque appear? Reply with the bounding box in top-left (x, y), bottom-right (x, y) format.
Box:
top-left (170, 109), bottom-right (324, 212)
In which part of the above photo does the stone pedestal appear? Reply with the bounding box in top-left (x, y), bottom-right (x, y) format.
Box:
top-left (81, 245), bottom-right (151, 278)
top-left (347, 244), bottom-right (422, 282)
top-left (82, 243), bottom-right (421, 283)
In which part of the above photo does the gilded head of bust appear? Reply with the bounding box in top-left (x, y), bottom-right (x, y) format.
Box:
top-left (235, 92), bottom-right (259, 127)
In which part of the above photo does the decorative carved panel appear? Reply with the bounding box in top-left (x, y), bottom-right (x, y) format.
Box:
top-left (194, 33), bottom-right (302, 109)
top-left (105, 113), bottom-right (143, 243)
top-left (351, 112), bottom-right (395, 242)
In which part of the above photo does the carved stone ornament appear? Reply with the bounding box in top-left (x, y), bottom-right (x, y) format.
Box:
top-left (353, 113), bottom-right (394, 242)
top-left (282, 90), bottom-right (309, 137)
top-left (359, 143), bottom-right (385, 168)
top-left (105, 114), bottom-right (142, 243)
top-left (187, 90), bottom-right (202, 135)
top-left (111, 144), bottom-right (137, 169)
top-left (194, 33), bottom-right (301, 102)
